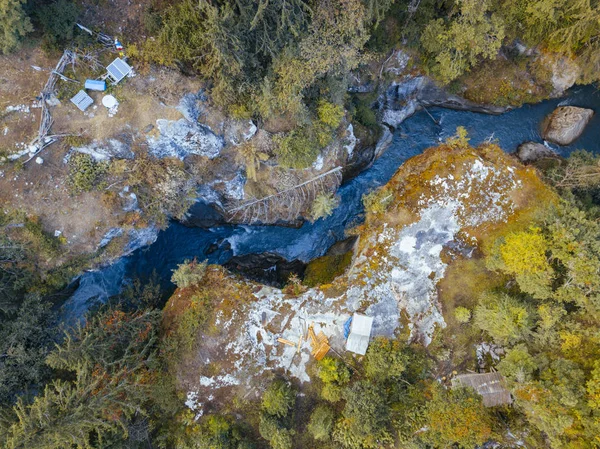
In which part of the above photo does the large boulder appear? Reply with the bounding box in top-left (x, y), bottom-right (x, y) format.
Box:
top-left (515, 141), bottom-right (559, 164)
top-left (542, 106), bottom-right (594, 146)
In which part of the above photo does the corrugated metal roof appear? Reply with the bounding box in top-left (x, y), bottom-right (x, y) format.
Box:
top-left (345, 313), bottom-right (373, 355)
top-left (85, 79), bottom-right (106, 91)
top-left (70, 90), bottom-right (93, 111)
top-left (452, 372), bottom-right (513, 407)
top-left (106, 58), bottom-right (132, 83)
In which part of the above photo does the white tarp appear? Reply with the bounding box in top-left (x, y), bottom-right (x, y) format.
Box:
top-left (345, 313), bottom-right (373, 355)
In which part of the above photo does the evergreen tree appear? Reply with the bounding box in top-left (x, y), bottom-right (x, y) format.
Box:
top-left (332, 380), bottom-right (392, 448)
top-left (36, 0), bottom-right (80, 49)
top-left (261, 379), bottom-right (295, 419)
top-left (421, 0), bottom-right (505, 83)
top-left (0, 294), bottom-right (55, 406)
top-left (0, 0), bottom-right (32, 54)
top-left (307, 404), bottom-right (335, 441)
top-left (0, 309), bottom-right (160, 449)
top-left (474, 292), bottom-right (534, 345)
top-left (310, 193), bottom-right (339, 221)
top-left (422, 385), bottom-right (494, 448)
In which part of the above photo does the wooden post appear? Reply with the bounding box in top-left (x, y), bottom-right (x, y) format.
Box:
top-left (277, 338), bottom-right (297, 347)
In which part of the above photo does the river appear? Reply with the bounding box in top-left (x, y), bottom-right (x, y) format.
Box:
top-left (62, 84), bottom-right (600, 320)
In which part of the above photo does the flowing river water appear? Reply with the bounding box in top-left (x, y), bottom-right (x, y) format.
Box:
top-left (62, 85), bottom-right (600, 320)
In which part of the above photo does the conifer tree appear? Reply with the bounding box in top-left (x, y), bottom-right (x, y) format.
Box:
top-left (0, 0), bottom-right (32, 54)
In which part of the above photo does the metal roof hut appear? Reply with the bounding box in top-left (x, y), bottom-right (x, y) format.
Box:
top-left (452, 372), bottom-right (513, 407)
top-left (106, 58), bottom-right (132, 84)
top-left (70, 90), bottom-right (93, 112)
top-left (345, 313), bottom-right (373, 356)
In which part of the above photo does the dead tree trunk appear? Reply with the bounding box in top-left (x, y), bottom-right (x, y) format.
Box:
top-left (226, 167), bottom-right (343, 224)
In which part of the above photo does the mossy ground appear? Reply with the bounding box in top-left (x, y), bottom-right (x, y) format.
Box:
top-left (457, 57), bottom-right (553, 107)
top-left (304, 251), bottom-right (353, 287)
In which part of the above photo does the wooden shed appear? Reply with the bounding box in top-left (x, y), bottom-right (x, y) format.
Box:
top-left (452, 372), bottom-right (513, 407)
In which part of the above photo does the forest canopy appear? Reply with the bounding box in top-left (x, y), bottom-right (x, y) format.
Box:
top-left (2, 0), bottom-right (600, 448)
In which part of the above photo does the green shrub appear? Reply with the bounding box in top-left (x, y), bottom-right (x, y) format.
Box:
top-left (454, 306), bottom-right (472, 323)
top-left (259, 413), bottom-right (294, 449)
top-left (229, 103), bottom-right (253, 120)
top-left (313, 122), bottom-right (334, 148)
top-left (497, 344), bottom-right (536, 382)
top-left (318, 356), bottom-right (351, 401)
top-left (333, 381), bottom-right (393, 448)
top-left (446, 126), bottom-right (471, 149)
top-left (143, 8), bottom-right (163, 35)
top-left (321, 382), bottom-right (343, 403)
top-left (67, 153), bottom-right (108, 194)
top-left (171, 259), bottom-right (207, 289)
top-left (422, 385), bottom-right (493, 448)
top-left (362, 188), bottom-right (392, 215)
top-left (350, 93), bottom-right (378, 129)
top-left (259, 412), bottom-right (280, 441)
top-left (270, 429), bottom-right (293, 449)
top-left (474, 292), bottom-right (534, 345)
top-left (317, 356), bottom-right (351, 385)
top-left (364, 337), bottom-right (408, 382)
top-left (354, 103), bottom-right (377, 128)
top-left (165, 291), bottom-right (212, 356)
top-left (21, 218), bottom-right (60, 260)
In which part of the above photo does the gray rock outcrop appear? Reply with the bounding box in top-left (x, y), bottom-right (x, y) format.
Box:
top-left (148, 118), bottom-right (224, 159)
top-left (70, 138), bottom-right (134, 161)
top-left (515, 141), bottom-right (559, 163)
top-left (542, 106), bottom-right (594, 146)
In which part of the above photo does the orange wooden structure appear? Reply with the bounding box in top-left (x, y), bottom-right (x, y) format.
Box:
top-left (308, 323), bottom-right (330, 360)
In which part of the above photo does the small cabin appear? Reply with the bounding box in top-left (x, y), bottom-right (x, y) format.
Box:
top-left (106, 58), bottom-right (132, 84)
top-left (345, 313), bottom-right (373, 356)
top-left (85, 79), bottom-right (106, 91)
top-left (70, 90), bottom-right (93, 112)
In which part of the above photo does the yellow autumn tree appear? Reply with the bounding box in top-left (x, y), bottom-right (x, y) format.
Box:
top-left (499, 228), bottom-right (549, 275)
top-left (236, 142), bottom-right (269, 182)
